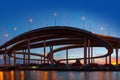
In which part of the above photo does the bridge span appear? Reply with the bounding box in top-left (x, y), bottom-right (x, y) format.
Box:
top-left (0, 26), bottom-right (120, 67)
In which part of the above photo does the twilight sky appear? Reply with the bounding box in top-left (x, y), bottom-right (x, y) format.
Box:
top-left (0, 0), bottom-right (120, 64)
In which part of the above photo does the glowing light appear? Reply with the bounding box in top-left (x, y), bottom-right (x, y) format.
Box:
top-left (5, 33), bottom-right (8, 38)
top-left (53, 12), bottom-right (57, 16)
top-left (113, 34), bottom-right (116, 37)
top-left (82, 16), bottom-right (85, 20)
top-left (29, 18), bottom-right (33, 23)
top-left (112, 62), bottom-right (116, 65)
top-left (42, 72), bottom-right (48, 80)
top-left (32, 66), bottom-right (37, 69)
top-left (10, 71), bottom-right (14, 80)
top-left (21, 71), bottom-right (24, 80)
top-left (14, 27), bottom-right (17, 31)
top-left (92, 32), bottom-right (95, 33)
top-left (0, 72), bottom-right (3, 80)
top-left (101, 26), bottom-right (104, 31)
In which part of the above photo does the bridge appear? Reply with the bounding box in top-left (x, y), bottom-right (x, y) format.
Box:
top-left (0, 26), bottom-right (120, 70)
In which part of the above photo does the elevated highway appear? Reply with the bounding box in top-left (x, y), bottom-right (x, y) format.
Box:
top-left (0, 26), bottom-right (119, 66)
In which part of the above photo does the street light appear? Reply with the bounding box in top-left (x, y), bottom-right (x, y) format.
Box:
top-left (101, 26), bottom-right (104, 34)
top-left (5, 33), bottom-right (8, 42)
top-left (53, 12), bottom-right (57, 26)
top-left (82, 16), bottom-right (85, 29)
top-left (113, 34), bottom-right (116, 37)
top-left (5, 33), bottom-right (8, 38)
top-left (29, 18), bottom-right (33, 30)
top-left (14, 27), bottom-right (17, 31)
top-left (14, 27), bottom-right (17, 36)
top-left (68, 20), bottom-right (70, 26)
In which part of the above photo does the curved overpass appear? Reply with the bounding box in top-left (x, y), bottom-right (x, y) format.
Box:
top-left (1, 26), bottom-right (119, 65)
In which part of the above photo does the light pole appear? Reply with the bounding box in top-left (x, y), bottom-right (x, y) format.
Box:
top-left (68, 20), bottom-right (70, 26)
top-left (113, 34), bottom-right (116, 37)
top-left (14, 27), bottom-right (17, 36)
top-left (82, 16), bottom-right (85, 29)
top-left (5, 33), bottom-right (8, 65)
top-left (29, 18), bottom-right (32, 30)
top-left (5, 33), bottom-right (8, 42)
top-left (101, 26), bottom-right (104, 34)
top-left (53, 12), bottom-right (57, 26)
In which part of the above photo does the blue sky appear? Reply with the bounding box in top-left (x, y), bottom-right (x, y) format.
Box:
top-left (0, 0), bottom-right (120, 64)
top-left (0, 0), bottom-right (120, 42)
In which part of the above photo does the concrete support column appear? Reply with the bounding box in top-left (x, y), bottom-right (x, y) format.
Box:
top-left (41, 57), bottom-right (42, 64)
top-left (43, 40), bottom-right (46, 64)
top-left (84, 38), bottom-right (87, 65)
top-left (105, 56), bottom-right (107, 64)
top-left (28, 39), bottom-right (30, 64)
top-left (23, 50), bottom-right (25, 64)
top-left (109, 55), bottom-right (111, 64)
top-left (4, 47), bottom-right (7, 66)
top-left (116, 48), bottom-right (118, 65)
top-left (91, 47), bottom-right (93, 63)
top-left (48, 46), bottom-right (53, 64)
top-left (25, 49), bottom-right (27, 64)
top-left (66, 49), bottom-right (68, 64)
top-left (88, 39), bottom-right (90, 64)
top-left (14, 50), bottom-right (16, 66)
top-left (49, 46), bottom-right (53, 64)
top-left (8, 55), bottom-right (10, 65)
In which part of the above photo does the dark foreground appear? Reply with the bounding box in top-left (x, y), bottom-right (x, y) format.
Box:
top-left (1, 63), bottom-right (120, 71)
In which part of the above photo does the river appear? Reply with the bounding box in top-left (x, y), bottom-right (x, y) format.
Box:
top-left (0, 71), bottom-right (120, 80)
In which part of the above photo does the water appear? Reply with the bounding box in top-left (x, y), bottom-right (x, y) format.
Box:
top-left (0, 71), bottom-right (120, 80)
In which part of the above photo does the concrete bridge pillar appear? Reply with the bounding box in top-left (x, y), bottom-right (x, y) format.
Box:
top-left (14, 50), bottom-right (16, 66)
top-left (28, 39), bottom-right (30, 64)
top-left (49, 46), bottom-right (54, 64)
top-left (43, 40), bottom-right (46, 64)
top-left (8, 55), bottom-right (10, 65)
top-left (105, 56), bottom-right (107, 64)
top-left (109, 55), bottom-right (111, 64)
top-left (66, 49), bottom-right (68, 64)
top-left (88, 39), bottom-right (90, 64)
top-left (23, 50), bottom-right (25, 64)
top-left (41, 56), bottom-right (42, 64)
top-left (116, 48), bottom-right (118, 65)
top-left (84, 38), bottom-right (87, 65)
top-left (91, 47), bottom-right (93, 63)
top-left (4, 47), bottom-right (7, 66)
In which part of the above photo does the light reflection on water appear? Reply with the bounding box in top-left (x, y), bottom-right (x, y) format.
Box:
top-left (0, 71), bottom-right (120, 80)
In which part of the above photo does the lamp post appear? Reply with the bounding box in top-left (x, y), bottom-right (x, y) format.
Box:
top-left (82, 16), bottom-right (85, 29)
top-left (29, 18), bottom-right (32, 30)
top-left (53, 12), bottom-right (57, 26)
top-left (5, 33), bottom-right (8, 65)
top-left (5, 33), bottom-right (8, 42)
top-left (101, 26), bottom-right (104, 34)
top-left (113, 34), bottom-right (116, 37)
top-left (14, 27), bottom-right (17, 36)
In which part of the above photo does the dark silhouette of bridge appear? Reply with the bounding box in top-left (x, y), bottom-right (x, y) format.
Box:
top-left (0, 26), bottom-right (120, 70)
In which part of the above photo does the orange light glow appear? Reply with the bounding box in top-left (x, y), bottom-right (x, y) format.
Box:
top-left (20, 71), bottom-right (24, 80)
top-left (42, 72), bottom-right (48, 80)
top-left (112, 62), bottom-right (116, 65)
top-left (0, 72), bottom-right (3, 80)
top-left (10, 71), bottom-right (14, 80)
